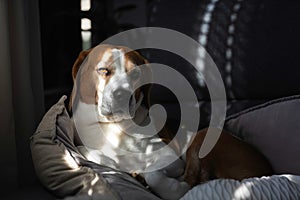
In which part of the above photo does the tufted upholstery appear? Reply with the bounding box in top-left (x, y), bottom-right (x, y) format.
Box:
top-left (147, 0), bottom-right (300, 130)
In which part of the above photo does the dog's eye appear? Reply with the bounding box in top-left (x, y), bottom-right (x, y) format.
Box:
top-left (97, 68), bottom-right (110, 77)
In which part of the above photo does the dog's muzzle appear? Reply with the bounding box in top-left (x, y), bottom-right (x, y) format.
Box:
top-left (112, 88), bottom-right (134, 110)
top-left (101, 87), bottom-right (134, 115)
top-left (98, 73), bottom-right (143, 122)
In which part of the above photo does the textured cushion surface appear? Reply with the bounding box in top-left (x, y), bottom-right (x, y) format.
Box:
top-left (226, 95), bottom-right (300, 175)
top-left (181, 175), bottom-right (300, 200)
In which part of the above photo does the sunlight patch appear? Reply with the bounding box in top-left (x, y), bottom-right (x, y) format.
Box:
top-left (233, 181), bottom-right (253, 199)
top-left (63, 150), bottom-right (79, 170)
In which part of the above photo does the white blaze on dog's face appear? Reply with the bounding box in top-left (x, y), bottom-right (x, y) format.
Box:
top-left (96, 48), bottom-right (142, 122)
top-left (72, 44), bottom-right (150, 123)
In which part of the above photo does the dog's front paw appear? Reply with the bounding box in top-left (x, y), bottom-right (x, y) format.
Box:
top-left (162, 158), bottom-right (185, 178)
top-left (145, 171), bottom-right (191, 200)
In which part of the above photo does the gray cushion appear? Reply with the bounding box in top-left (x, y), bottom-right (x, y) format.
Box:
top-left (30, 96), bottom-right (160, 200)
top-left (225, 95), bottom-right (300, 175)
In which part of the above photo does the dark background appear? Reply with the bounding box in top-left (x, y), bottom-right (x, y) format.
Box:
top-left (40, 0), bottom-right (149, 110)
top-left (39, 0), bottom-right (300, 132)
top-left (39, 0), bottom-right (300, 109)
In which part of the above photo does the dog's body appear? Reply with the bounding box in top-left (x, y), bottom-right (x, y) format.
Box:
top-left (71, 44), bottom-right (189, 200)
top-left (71, 44), bottom-right (178, 170)
top-left (184, 128), bottom-right (273, 186)
top-left (70, 44), bottom-right (273, 199)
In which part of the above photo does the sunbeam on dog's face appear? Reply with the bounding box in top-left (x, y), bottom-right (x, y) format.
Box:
top-left (95, 48), bottom-right (142, 122)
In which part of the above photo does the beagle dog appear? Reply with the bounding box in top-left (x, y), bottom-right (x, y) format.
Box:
top-left (69, 44), bottom-right (273, 199)
top-left (70, 44), bottom-right (189, 200)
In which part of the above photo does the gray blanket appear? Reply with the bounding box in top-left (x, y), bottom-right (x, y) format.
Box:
top-left (30, 96), bottom-right (160, 200)
top-left (181, 175), bottom-right (300, 200)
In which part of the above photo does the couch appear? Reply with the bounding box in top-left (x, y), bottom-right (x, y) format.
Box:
top-left (30, 0), bottom-right (300, 199)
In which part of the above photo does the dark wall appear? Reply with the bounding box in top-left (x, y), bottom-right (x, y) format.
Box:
top-left (39, 0), bottom-right (82, 109)
top-left (39, 0), bottom-right (146, 110)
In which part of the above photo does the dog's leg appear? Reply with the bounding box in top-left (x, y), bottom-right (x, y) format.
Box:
top-left (184, 156), bottom-right (213, 186)
top-left (183, 129), bottom-right (212, 186)
top-left (145, 170), bottom-right (191, 200)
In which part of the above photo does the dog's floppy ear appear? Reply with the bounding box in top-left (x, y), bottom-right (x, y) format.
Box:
top-left (69, 48), bottom-right (93, 111)
top-left (140, 59), bottom-right (152, 109)
top-left (125, 51), bottom-right (152, 109)
top-left (72, 48), bottom-right (93, 81)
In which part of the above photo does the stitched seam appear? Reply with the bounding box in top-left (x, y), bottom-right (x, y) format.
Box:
top-left (225, 94), bottom-right (300, 121)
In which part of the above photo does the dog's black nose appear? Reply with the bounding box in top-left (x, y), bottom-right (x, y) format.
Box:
top-left (101, 109), bottom-right (112, 116)
top-left (113, 88), bottom-right (133, 105)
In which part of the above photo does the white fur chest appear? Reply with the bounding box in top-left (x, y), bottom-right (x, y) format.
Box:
top-left (73, 100), bottom-right (177, 173)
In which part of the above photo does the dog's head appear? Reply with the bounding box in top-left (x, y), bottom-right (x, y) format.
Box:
top-left (70, 44), bottom-right (151, 122)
